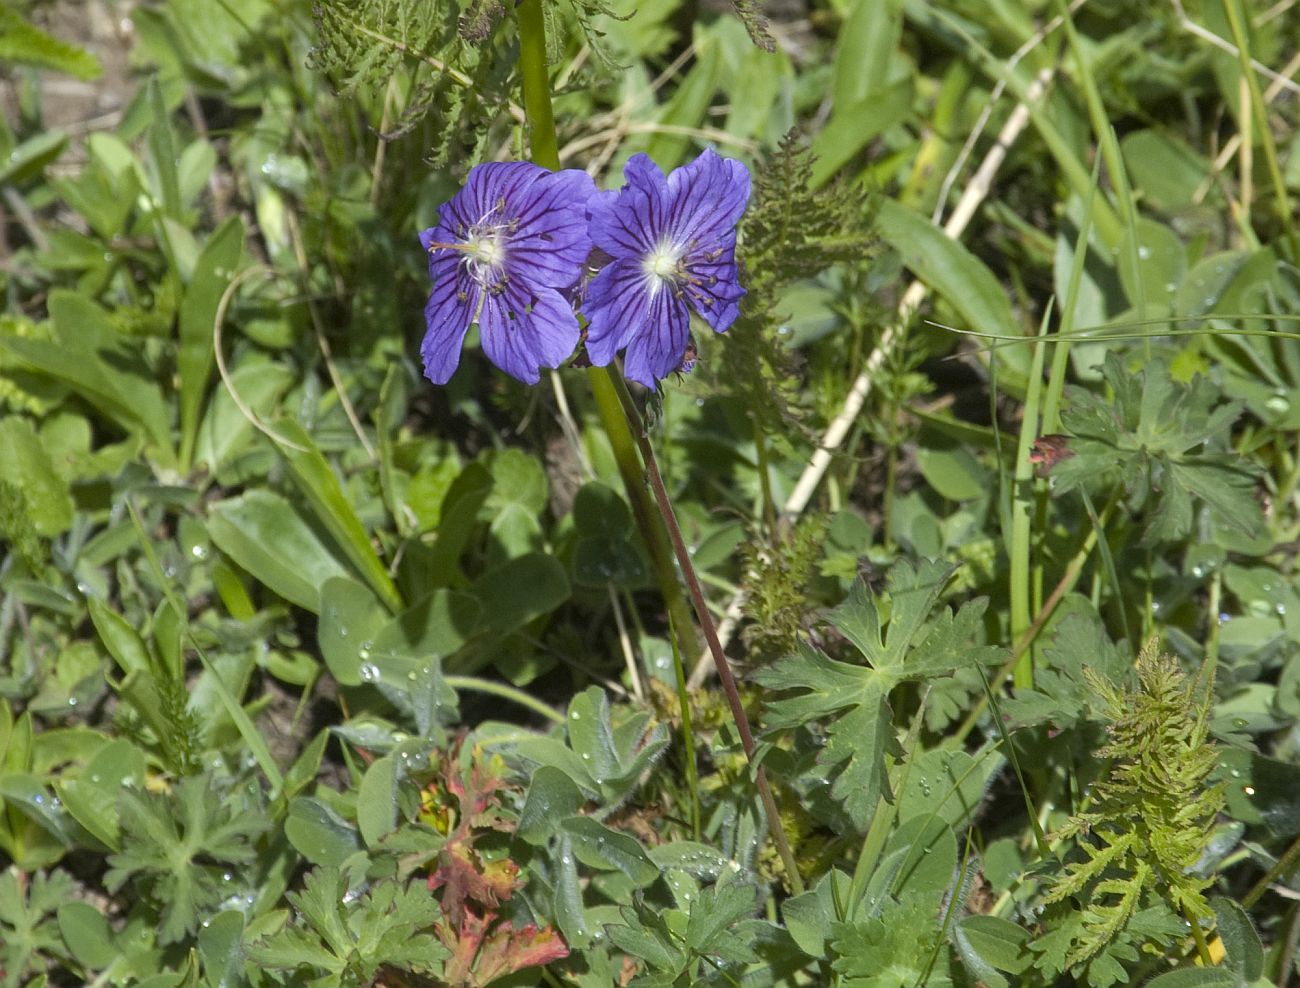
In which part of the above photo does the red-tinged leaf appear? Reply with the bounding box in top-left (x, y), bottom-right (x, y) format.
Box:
top-left (472, 920), bottom-right (570, 985)
top-left (430, 840), bottom-right (520, 925)
top-left (441, 907), bottom-right (491, 986)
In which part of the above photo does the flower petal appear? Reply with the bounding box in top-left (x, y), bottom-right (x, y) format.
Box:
top-left (588, 154), bottom-right (670, 259)
top-left (477, 281), bottom-right (581, 385)
top-left (620, 286), bottom-right (692, 388)
top-left (508, 169), bottom-right (597, 288)
top-left (686, 253), bottom-right (746, 333)
top-left (582, 259), bottom-right (652, 367)
top-left (665, 148), bottom-right (751, 250)
top-left (421, 260), bottom-right (477, 385)
top-left (456, 161), bottom-right (547, 229)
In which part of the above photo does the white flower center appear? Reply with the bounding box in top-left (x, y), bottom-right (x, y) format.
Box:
top-left (467, 231), bottom-right (504, 268)
top-left (643, 239), bottom-right (683, 288)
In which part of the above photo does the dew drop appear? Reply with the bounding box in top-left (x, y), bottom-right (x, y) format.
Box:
top-left (570, 710), bottom-right (581, 721)
top-left (359, 662), bottom-right (381, 683)
top-left (1244, 785), bottom-right (1256, 796)
top-left (1137, 245), bottom-right (1151, 260)
top-left (67, 696), bottom-right (78, 707)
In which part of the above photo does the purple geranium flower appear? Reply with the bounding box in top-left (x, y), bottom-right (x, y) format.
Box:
top-left (583, 149), bottom-right (750, 387)
top-left (420, 162), bottom-right (596, 385)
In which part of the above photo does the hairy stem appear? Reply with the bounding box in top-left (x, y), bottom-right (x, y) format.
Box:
top-left (608, 371), bottom-right (805, 895)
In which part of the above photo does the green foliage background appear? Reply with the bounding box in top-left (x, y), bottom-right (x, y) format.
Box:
top-left (1, 0), bottom-right (1299, 985)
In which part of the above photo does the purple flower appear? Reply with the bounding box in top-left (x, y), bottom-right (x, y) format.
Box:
top-left (583, 149), bottom-right (750, 388)
top-left (420, 162), bottom-right (596, 385)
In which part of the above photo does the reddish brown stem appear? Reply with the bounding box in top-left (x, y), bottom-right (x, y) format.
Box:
top-left (607, 370), bottom-right (805, 895)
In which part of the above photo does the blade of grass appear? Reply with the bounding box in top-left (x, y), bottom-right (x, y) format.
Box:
top-left (1220, 0), bottom-right (1300, 260)
top-left (1009, 301), bottom-right (1054, 688)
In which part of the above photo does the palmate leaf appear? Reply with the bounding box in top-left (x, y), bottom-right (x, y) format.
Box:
top-left (1049, 353), bottom-right (1264, 545)
top-left (756, 560), bottom-right (1005, 829)
top-left (250, 868), bottom-right (448, 983)
top-left (103, 773), bottom-right (270, 945)
top-left (830, 892), bottom-right (952, 988)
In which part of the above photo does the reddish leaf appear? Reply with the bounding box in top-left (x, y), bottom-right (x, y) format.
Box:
top-left (472, 920), bottom-right (570, 985)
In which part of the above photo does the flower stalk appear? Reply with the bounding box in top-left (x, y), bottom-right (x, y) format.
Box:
top-left (514, 0), bottom-right (804, 894)
top-left (607, 371), bottom-right (805, 894)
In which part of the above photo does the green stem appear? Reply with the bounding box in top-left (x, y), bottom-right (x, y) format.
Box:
top-left (444, 675), bottom-right (565, 723)
top-left (516, 0), bottom-right (560, 170)
top-left (589, 367), bottom-right (701, 655)
top-left (515, 0), bottom-right (802, 893)
top-left (515, 2), bottom-right (699, 655)
top-left (753, 419), bottom-right (776, 535)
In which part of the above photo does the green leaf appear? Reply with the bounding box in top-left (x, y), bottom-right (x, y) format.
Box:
top-left (318, 577), bottom-right (388, 686)
top-left (831, 0), bottom-right (901, 109)
top-left (1120, 130), bottom-right (1210, 213)
top-left (425, 462), bottom-right (493, 586)
top-left (178, 216), bottom-right (243, 472)
top-left (471, 552), bottom-right (570, 639)
top-left (0, 417), bottom-right (73, 536)
top-left (561, 816), bottom-right (659, 886)
top-left (368, 589), bottom-right (482, 683)
top-left (517, 766), bottom-right (585, 845)
top-left (271, 420), bottom-right (403, 613)
top-left (1, 292), bottom-right (174, 463)
top-left (195, 357), bottom-right (294, 474)
top-left (0, 7), bottom-right (102, 79)
top-left (284, 797), bottom-right (362, 867)
top-left (0, 130), bottom-right (67, 186)
top-left (208, 490), bottom-right (352, 613)
top-left (1117, 218), bottom-right (1185, 314)
top-left (87, 599), bottom-right (153, 677)
top-left (1141, 970), bottom-right (1236, 988)
top-left (146, 77), bottom-right (182, 221)
top-left (684, 878), bottom-right (759, 956)
top-left (57, 900), bottom-right (118, 969)
top-left (1050, 353), bottom-right (1264, 545)
top-left (357, 754), bottom-right (399, 846)
top-left (953, 915), bottom-right (1031, 988)
top-left (876, 198), bottom-right (1029, 385)
top-left (1211, 897), bottom-right (1262, 983)
top-left (757, 561), bottom-right (1003, 828)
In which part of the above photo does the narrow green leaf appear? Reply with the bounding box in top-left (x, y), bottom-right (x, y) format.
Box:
top-left (271, 420), bottom-right (403, 613)
top-left (179, 216), bottom-right (244, 472)
top-left (87, 599), bottom-right (152, 677)
top-left (0, 7), bottom-right (102, 79)
top-left (877, 198), bottom-right (1029, 383)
